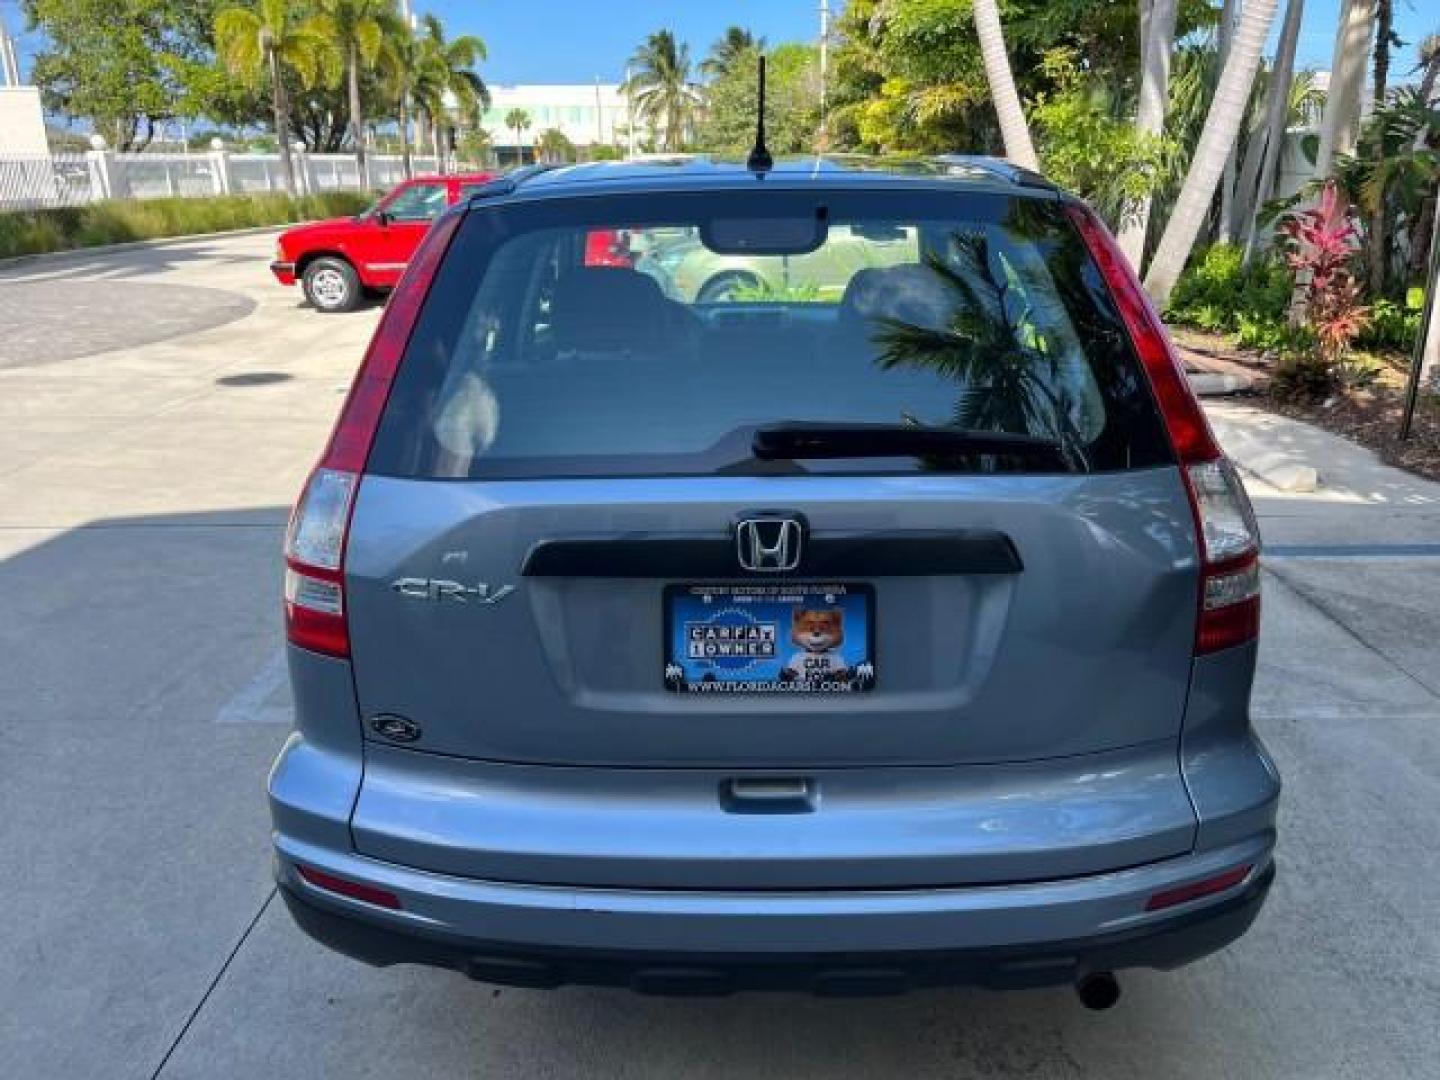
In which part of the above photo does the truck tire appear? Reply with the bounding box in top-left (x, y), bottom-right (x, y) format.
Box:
top-left (302, 257), bottom-right (361, 313)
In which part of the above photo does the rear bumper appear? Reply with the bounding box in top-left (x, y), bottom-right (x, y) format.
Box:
top-left (279, 861), bottom-right (1273, 994)
top-left (270, 260), bottom-right (297, 286)
top-left (273, 833), bottom-right (1275, 993)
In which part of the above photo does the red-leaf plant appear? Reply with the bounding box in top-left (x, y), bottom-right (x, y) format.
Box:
top-left (1278, 181), bottom-right (1371, 368)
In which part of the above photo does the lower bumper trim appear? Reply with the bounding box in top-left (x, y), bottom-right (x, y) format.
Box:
top-left (280, 861), bottom-right (1274, 996)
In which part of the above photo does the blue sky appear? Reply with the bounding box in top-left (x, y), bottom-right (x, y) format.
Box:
top-left (4, 0), bottom-right (1437, 87)
top-left (415, 0), bottom-right (1437, 85)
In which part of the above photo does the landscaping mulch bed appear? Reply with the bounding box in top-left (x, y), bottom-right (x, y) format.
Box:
top-left (1168, 325), bottom-right (1440, 484)
top-left (1268, 388), bottom-right (1440, 483)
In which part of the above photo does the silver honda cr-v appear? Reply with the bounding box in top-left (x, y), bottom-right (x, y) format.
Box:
top-left (271, 157), bottom-right (1278, 1007)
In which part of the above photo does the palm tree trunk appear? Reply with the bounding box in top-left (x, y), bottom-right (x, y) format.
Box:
top-left (1231, 115), bottom-right (1267, 252)
top-left (1371, 0), bottom-right (1392, 107)
top-left (1315, 0), bottom-right (1377, 179)
top-left (348, 45), bottom-right (368, 188)
top-left (1418, 49), bottom-right (1440, 113)
top-left (399, 84), bottom-right (413, 180)
top-left (1143, 0), bottom-right (1280, 306)
top-left (1242, 0), bottom-right (1304, 267)
top-left (1417, 212), bottom-right (1440, 394)
top-left (1117, 0), bottom-right (1179, 270)
top-left (1366, 0), bottom-right (1393, 294)
top-left (269, 48), bottom-right (297, 197)
top-left (1216, 0), bottom-right (1239, 245)
top-left (971, 0), bottom-right (1039, 170)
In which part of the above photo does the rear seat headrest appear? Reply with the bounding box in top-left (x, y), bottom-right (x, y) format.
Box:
top-left (550, 268), bottom-right (668, 352)
top-left (840, 264), bottom-right (955, 331)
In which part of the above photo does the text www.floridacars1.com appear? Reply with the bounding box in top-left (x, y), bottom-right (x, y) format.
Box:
top-left (686, 680), bottom-right (858, 693)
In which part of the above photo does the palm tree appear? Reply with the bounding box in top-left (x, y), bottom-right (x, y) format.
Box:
top-left (1414, 32), bottom-right (1440, 114)
top-left (505, 109), bottom-right (532, 163)
top-left (1216, 0), bottom-right (1240, 243)
top-left (1314, 0), bottom-right (1378, 180)
top-left (1143, 0), bottom-right (1280, 306)
top-left (414, 14), bottom-right (489, 172)
top-left (871, 229), bottom-right (1091, 471)
top-left (456, 125), bottom-right (494, 168)
top-left (1117, 0), bottom-right (1180, 268)
top-left (536, 127), bottom-right (574, 164)
top-left (306, 0), bottom-right (392, 188)
top-left (1241, 0), bottom-right (1306, 266)
top-left (701, 27), bottom-right (764, 81)
top-left (381, 12), bottom-right (425, 178)
top-left (624, 30), bottom-right (699, 152)
top-left (215, 0), bottom-right (338, 196)
top-left (970, 0), bottom-right (1038, 170)
top-left (1372, 0), bottom-right (1394, 108)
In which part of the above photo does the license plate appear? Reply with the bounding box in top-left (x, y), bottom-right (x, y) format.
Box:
top-left (663, 583), bottom-right (876, 694)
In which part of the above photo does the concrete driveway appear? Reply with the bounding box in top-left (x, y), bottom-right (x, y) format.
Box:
top-left (1, 233), bottom-right (1437, 1079)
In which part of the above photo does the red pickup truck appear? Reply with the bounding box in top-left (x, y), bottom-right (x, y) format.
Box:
top-left (272, 171), bottom-right (636, 313)
top-left (270, 173), bottom-right (495, 312)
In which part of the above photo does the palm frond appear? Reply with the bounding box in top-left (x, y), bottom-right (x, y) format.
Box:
top-left (214, 8), bottom-right (263, 79)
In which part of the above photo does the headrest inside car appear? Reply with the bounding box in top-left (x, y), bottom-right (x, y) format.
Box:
top-left (550, 268), bottom-right (668, 353)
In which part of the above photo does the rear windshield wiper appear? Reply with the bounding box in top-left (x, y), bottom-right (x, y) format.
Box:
top-left (752, 422), bottom-right (1068, 467)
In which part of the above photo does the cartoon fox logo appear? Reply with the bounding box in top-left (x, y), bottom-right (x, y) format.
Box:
top-left (782, 607), bottom-right (849, 681)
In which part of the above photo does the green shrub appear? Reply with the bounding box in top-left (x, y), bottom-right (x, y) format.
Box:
top-left (730, 280), bottom-right (826, 303)
top-left (1355, 294), bottom-right (1422, 352)
top-left (1166, 244), bottom-right (1292, 340)
top-left (1236, 312), bottom-right (1313, 355)
top-left (0, 191), bottom-right (373, 259)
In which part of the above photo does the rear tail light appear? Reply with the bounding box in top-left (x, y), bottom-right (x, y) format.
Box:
top-left (284, 468), bottom-right (357, 656)
top-left (283, 210), bottom-right (463, 657)
top-left (1067, 205), bottom-right (1261, 655)
top-left (1188, 459), bottom-right (1261, 653)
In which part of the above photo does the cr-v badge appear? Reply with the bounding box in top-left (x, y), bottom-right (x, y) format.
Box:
top-left (390, 577), bottom-right (516, 604)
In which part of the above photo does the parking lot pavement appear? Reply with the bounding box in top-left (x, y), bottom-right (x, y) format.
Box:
top-left (1, 234), bottom-right (1438, 1079)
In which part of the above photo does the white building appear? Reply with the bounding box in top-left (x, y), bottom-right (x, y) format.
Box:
top-left (477, 84), bottom-right (658, 161)
top-left (0, 86), bottom-right (48, 155)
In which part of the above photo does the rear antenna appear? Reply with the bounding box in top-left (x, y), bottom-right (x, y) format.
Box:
top-left (746, 55), bottom-right (773, 173)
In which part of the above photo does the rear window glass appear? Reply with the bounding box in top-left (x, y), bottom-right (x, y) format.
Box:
top-left (370, 190), bottom-right (1173, 478)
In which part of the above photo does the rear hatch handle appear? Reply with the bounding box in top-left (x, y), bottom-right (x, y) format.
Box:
top-left (721, 778), bottom-right (817, 814)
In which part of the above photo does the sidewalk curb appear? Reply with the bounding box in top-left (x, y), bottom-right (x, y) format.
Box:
top-left (0, 225), bottom-right (289, 273)
top-left (1189, 371), bottom-right (1256, 396)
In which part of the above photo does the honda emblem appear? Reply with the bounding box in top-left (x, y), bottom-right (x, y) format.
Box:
top-left (735, 516), bottom-right (804, 573)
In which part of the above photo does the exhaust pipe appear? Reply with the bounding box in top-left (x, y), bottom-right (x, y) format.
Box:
top-left (1075, 972), bottom-right (1120, 1011)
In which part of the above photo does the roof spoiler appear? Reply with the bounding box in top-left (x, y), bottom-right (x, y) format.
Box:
top-left (932, 155), bottom-right (1053, 190)
top-left (463, 163), bottom-right (564, 202)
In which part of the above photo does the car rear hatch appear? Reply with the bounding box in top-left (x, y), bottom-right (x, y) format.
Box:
top-left (284, 180), bottom-right (1261, 889)
top-left (344, 469), bottom-right (1199, 769)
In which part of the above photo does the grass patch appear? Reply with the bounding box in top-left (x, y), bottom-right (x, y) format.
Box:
top-left (0, 191), bottom-right (373, 259)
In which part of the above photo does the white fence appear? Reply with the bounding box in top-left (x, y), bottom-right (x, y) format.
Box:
top-left (0, 150), bottom-right (444, 211)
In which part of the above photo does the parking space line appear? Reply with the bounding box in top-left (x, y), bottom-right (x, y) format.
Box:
top-left (1267, 544), bottom-right (1440, 561)
top-left (216, 649), bottom-right (290, 724)
top-left (1266, 544), bottom-right (1440, 558)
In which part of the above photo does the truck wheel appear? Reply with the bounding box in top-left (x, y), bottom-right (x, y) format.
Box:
top-left (302, 257), bottom-right (361, 313)
top-left (697, 271), bottom-right (761, 304)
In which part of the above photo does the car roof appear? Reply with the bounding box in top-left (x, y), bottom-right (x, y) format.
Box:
top-left (463, 155), bottom-right (1059, 206)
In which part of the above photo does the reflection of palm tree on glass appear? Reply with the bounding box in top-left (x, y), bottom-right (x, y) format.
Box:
top-left (871, 229), bottom-right (1091, 471)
